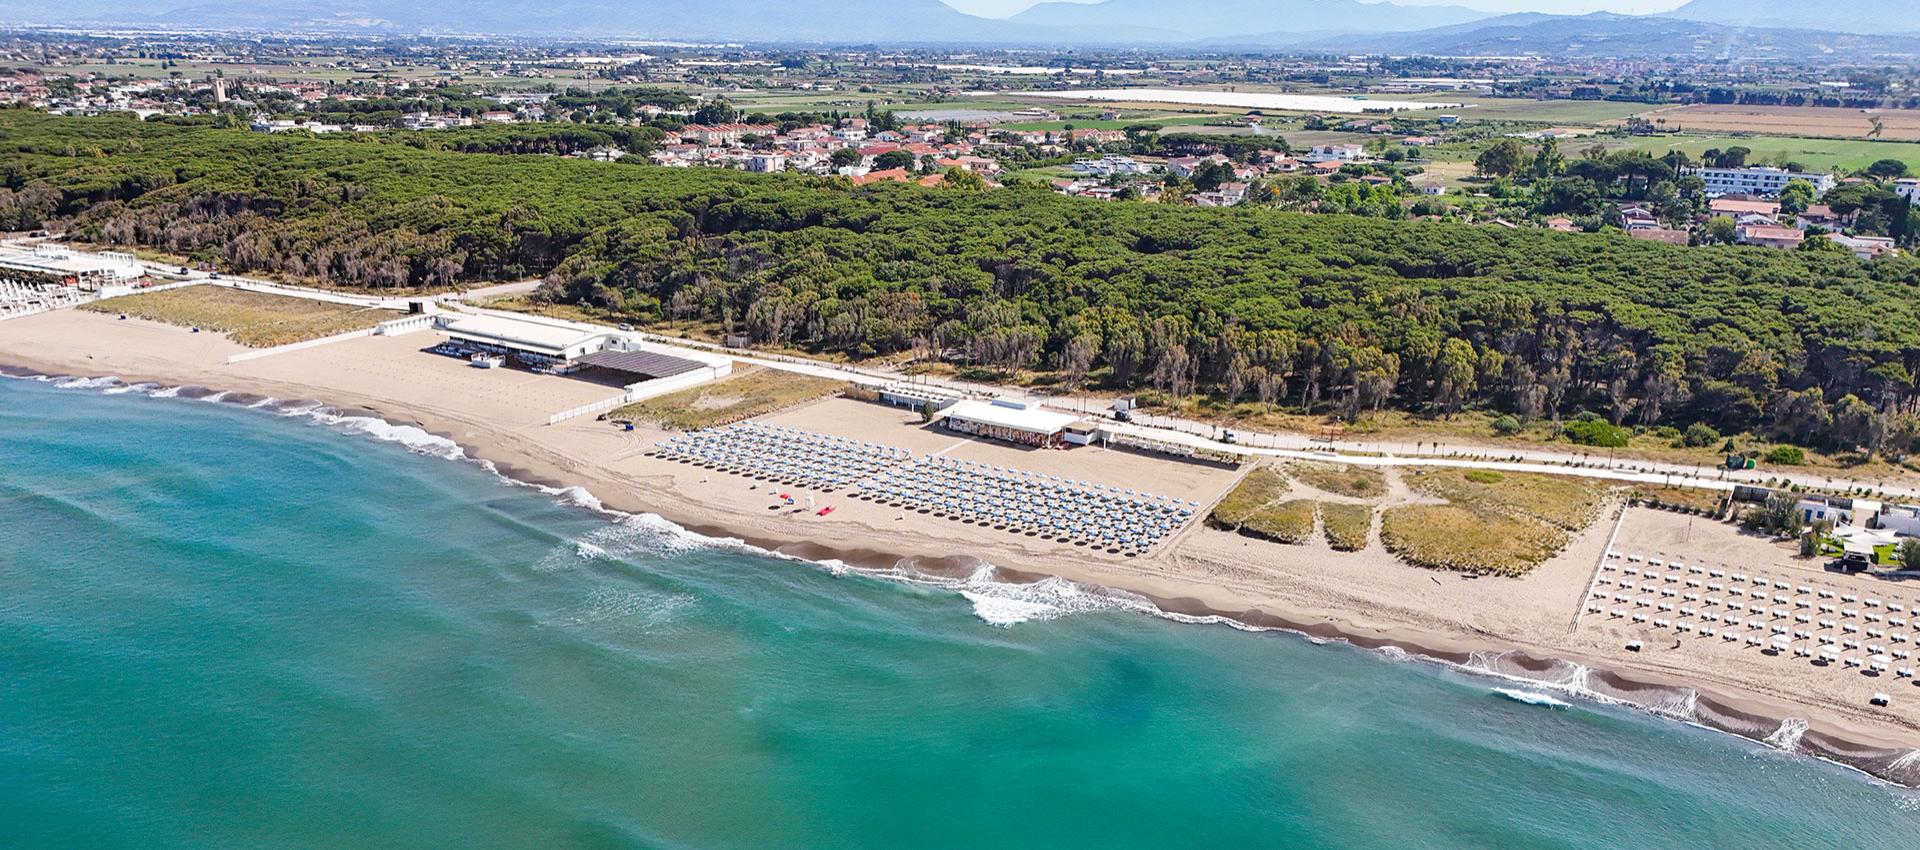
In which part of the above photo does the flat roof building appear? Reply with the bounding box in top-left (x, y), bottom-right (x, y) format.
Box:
top-left (1689, 166), bottom-right (1835, 198)
top-left (0, 246), bottom-right (146, 288)
top-left (439, 313), bottom-right (618, 369)
top-left (942, 398), bottom-right (1085, 448)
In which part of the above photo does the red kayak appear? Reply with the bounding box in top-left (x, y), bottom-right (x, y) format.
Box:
top-left (816, 506), bottom-right (836, 516)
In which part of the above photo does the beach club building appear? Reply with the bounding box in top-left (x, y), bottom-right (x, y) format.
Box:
top-left (0, 245), bottom-right (147, 289)
top-left (941, 398), bottom-right (1092, 448)
top-left (439, 313), bottom-right (619, 370)
top-left (434, 312), bottom-right (731, 387)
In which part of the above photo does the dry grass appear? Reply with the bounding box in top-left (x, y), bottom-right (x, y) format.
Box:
top-left (1381, 505), bottom-right (1569, 576)
top-left (1289, 462), bottom-right (1386, 499)
top-left (1209, 467), bottom-right (1290, 529)
top-left (1321, 502), bottom-right (1372, 552)
top-left (85, 286), bottom-right (395, 347)
top-left (612, 366), bottom-right (845, 430)
top-left (1384, 468), bottom-right (1609, 575)
top-left (1628, 485), bottom-right (1726, 515)
top-left (1240, 500), bottom-right (1318, 545)
top-left (1404, 468), bottom-right (1605, 531)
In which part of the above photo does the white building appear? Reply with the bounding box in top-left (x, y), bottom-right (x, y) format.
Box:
top-left (1071, 156), bottom-right (1149, 177)
top-left (744, 153), bottom-right (788, 173)
top-left (1302, 144), bottom-right (1366, 163)
top-left (1895, 178), bottom-right (1920, 207)
top-left (941, 398), bottom-right (1085, 448)
top-left (0, 245), bottom-right (146, 288)
top-left (1689, 166), bottom-right (1835, 198)
top-left (438, 313), bottom-right (619, 369)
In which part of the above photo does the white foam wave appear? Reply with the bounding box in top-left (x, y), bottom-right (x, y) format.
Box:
top-left (103, 382), bottom-right (156, 395)
top-left (1765, 717), bottom-right (1809, 753)
top-left (246, 396), bottom-right (278, 409)
top-left (52, 375), bottom-right (121, 390)
top-left (1494, 687), bottom-right (1571, 709)
top-left (148, 385), bottom-right (181, 398)
top-left (307, 411), bottom-right (466, 461)
top-left (198, 390), bottom-right (229, 403)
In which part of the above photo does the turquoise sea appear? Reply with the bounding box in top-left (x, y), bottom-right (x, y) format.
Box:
top-left (3, 374), bottom-right (1919, 849)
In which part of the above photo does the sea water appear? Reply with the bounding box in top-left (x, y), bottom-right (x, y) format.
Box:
top-left (3, 375), bottom-right (1918, 849)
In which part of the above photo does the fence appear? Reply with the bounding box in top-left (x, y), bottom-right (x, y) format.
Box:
top-left (225, 328), bottom-right (376, 363)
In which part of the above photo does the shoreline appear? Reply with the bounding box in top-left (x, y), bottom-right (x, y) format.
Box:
top-left (6, 356), bottom-right (1920, 789)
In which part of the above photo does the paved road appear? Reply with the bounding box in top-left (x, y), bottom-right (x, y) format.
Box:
top-left (21, 238), bottom-right (1915, 501)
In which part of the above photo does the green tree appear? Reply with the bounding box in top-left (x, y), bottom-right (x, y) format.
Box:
top-left (1704, 215), bottom-right (1737, 244)
top-left (1530, 136), bottom-right (1564, 179)
top-left (1866, 158), bottom-right (1911, 180)
top-left (1778, 179), bottom-right (1817, 217)
top-left (872, 150), bottom-right (915, 171)
top-left (1475, 139), bottom-right (1526, 178)
top-left (1899, 539), bottom-right (1920, 571)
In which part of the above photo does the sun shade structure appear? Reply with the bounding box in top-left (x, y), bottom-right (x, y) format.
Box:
top-left (575, 349), bottom-right (706, 380)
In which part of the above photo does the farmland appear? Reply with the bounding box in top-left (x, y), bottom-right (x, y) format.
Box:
top-left (1634, 104), bottom-right (1920, 142)
top-left (1597, 132), bottom-right (1920, 172)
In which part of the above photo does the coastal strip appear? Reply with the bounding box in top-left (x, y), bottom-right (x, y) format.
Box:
top-left (6, 359), bottom-right (1919, 789)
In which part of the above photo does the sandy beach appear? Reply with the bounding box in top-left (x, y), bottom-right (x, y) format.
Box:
top-left (7, 308), bottom-right (1920, 783)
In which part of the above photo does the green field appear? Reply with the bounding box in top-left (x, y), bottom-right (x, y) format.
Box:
top-left (1449, 98), bottom-right (1658, 125)
top-left (1599, 133), bottom-right (1920, 172)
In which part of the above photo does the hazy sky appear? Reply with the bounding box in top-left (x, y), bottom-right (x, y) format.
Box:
top-left (942, 0), bottom-right (1690, 19)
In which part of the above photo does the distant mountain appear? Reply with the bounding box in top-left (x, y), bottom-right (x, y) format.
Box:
top-left (0, 0), bottom-right (1053, 43)
top-left (1662, 0), bottom-right (1919, 37)
top-left (1011, 0), bottom-right (1490, 41)
top-left (1298, 12), bottom-right (1920, 58)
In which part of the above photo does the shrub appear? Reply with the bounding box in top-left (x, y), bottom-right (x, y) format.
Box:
top-left (1765, 445), bottom-right (1807, 466)
top-left (1562, 415), bottom-right (1629, 448)
top-left (1682, 422), bottom-right (1721, 448)
top-left (1490, 415), bottom-right (1523, 436)
top-left (1464, 470), bottom-right (1504, 484)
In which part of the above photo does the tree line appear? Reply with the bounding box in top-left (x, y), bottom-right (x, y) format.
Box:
top-left (7, 111), bottom-right (1920, 457)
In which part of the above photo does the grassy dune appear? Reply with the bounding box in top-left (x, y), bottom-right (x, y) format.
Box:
top-left (1290, 463), bottom-right (1387, 499)
top-left (1320, 502), bottom-right (1373, 552)
top-left (1383, 469), bottom-right (1608, 575)
top-left (613, 366), bottom-right (844, 430)
top-left (84, 286), bottom-right (394, 347)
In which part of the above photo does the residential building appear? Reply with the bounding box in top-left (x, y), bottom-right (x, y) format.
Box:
top-left (1689, 166), bottom-right (1836, 198)
top-left (1628, 228), bottom-right (1691, 246)
top-left (1825, 233), bottom-right (1897, 260)
top-left (1302, 144), bottom-right (1366, 163)
top-left (1736, 224), bottom-right (1806, 249)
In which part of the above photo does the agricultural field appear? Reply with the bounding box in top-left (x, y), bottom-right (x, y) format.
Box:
top-left (1635, 104), bottom-right (1920, 142)
top-left (83, 286), bottom-right (395, 347)
top-left (611, 366), bottom-right (844, 430)
top-left (1598, 133), bottom-right (1920, 173)
top-left (1449, 97), bottom-right (1658, 125)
